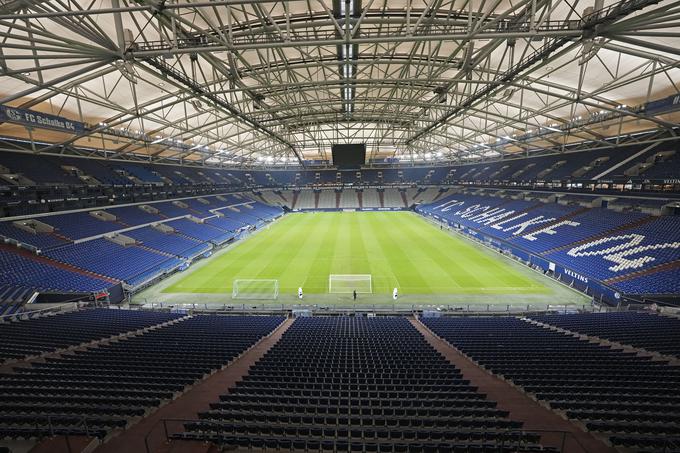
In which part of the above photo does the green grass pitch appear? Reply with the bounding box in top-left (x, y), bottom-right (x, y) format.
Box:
top-left (163, 211), bottom-right (549, 296)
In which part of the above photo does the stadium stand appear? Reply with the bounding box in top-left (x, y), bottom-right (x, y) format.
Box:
top-left (0, 180), bottom-right (675, 302)
top-left (0, 194), bottom-right (284, 304)
top-left (0, 221), bottom-right (69, 250)
top-left (317, 189), bottom-right (335, 208)
top-left (529, 312), bottom-right (680, 358)
top-left (124, 226), bottom-right (211, 259)
top-left (235, 200), bottom-right (282, 219)
top-left (0, 248), bottom-right (112, 293)
top-left (205, 214), bottom-right (250, 232)
top-left (608, 197), bottom-right (673, 213)
top-left (4, 1), bottom-right (680, 450)
top-left (54, 156), bottom-right (134, 185)
top-left (259, 190), bottom-right (287, 207)
top-left (545, 215), bottom-right (680, 281)
top-left (295, 189), bottom-right (315, 209)
top-left (0, 285), bottom-right (34, 317)
top-left (362, 188), bottom-right (380, 208)
top-left (0, 313), bottom-right (284, 439)
top-left (182, 198), bottom-right (218, 217)
top-left (611, 267), bottom-right (680, 296)
top-left (174, 316), bottom-right (550, 451)
top-left (422, 316), bottom-right (680, 452)
top-left (384, 188), bottom-right (407, 208)
top-left (105, 205), bottom-right (165, 226)
top-left (113, 163), bottom-right (165, 185)
top-left (511, 208), bottom-right (649, 254)
top-left (0, 151), bottom-right (83, 185)
top-left (44, 239), bottom-right (183, 287)
top-left (416, 191), bottom-right (680, 296)
top-left (339, 189), bottom-right (359, 208)
top-left (2, 139), bottom-right (680, 194)
top-left (0, 308), bottom-right (183, 362)
top-left (152, 200), bottom-right (194, 218)
top-left (3, 148), bottom-right (679, 221)
top-left (40, 212), bottom-right (124, 240)
top-left (165, 218), bottom-right (235, 244)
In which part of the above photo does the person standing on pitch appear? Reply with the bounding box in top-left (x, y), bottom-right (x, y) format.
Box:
top-left (353, 290), bottom-right (357, 301)
top-left (393, 287), bottom-right (398, 300)
top-left (298, 287), bottom-right (303, 300)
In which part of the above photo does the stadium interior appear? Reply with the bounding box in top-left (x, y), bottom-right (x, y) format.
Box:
top-left (1, 0), bottom-right (680, 451)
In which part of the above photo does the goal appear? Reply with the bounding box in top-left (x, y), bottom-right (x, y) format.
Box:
top-left (329, 274), bottom-right (372, 294)
top-left (232, 279), bottom-right (279, 300)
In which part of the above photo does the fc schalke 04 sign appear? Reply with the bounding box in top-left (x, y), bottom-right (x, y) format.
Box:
top-left (0, 105), bottom-right (86, 134)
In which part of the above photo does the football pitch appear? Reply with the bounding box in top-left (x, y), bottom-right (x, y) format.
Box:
top-left (163, 211), bottom-right (550, 297)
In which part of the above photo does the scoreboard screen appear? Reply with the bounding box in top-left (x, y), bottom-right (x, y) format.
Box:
top-left (332, 144), bottom-right (366, 168)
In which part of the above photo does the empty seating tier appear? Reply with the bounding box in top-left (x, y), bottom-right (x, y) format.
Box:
top-left (612, 267), bottom-right (680, 295)
top-left (0, 249), bottom-right (112, 294)
top-left (45, 239), bottom-right (182, 285)
top-left (0, 314), bottom-right (284, 440)
top-left (416, 191), bottom-right (680, 296)
top-left (174, 316), bottom-right (552, 452)
top-left (125, 226), bottom-right (211, 259)
top-left (529, 312), bottom-right (680, 358)
top-left (0, 308), bottom-right (183, 362)
top-left (422, 317), bottom-right (680, 452)
top-left (165, 218), bottom-right (234, 243)
top-left (0, 222), bottom-right (68, 251)
top-left (0, 195), bottom-right (284, 294)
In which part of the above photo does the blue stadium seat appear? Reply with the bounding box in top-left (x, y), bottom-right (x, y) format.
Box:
top-left (0, 249), bottom-right (112, 293)
top-left (45, 239), bottom-right (182, 285)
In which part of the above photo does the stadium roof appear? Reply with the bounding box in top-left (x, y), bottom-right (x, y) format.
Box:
top-left (0, 0), bottom-right (679, 167)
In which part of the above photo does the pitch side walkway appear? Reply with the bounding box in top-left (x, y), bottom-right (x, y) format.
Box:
top-left (29, 317), bottom-right (294, 453)
top-left (410, 317), bottom-right (616, 453)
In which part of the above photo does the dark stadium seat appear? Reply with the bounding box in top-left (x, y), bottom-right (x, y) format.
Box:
top-left (0, 308), bottom-right (184, 362)
top-left (174, 316), bottom-right (551, 452)
top-left (422, 316), bottom-right (680, 451)
top-left (529, 312), bottom-right (680, 358)
top-left (0, 314), bottom-right (284, 440)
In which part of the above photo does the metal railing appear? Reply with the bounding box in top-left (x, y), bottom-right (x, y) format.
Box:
top-left (140, 301), bottom-right (593, 314)
top-left (144, 418), bottom-right (595, 453)
top-left (24, 414), bottom-right (96, 453)
top-left (0, 300), bottom-right (80, 322)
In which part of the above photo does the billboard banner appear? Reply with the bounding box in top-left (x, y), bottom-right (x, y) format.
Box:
top-left (0, 105), bottom-right (86, 134)
top-left (645, 93), bottom-right (680, 115)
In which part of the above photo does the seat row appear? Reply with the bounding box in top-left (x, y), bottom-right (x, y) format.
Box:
top-left (175, 317), bottom-right (546, 452)
top-left (0, 314), bottom-right (284, 439)
top-left (529, 312), bottom-right (680, 358)
top-left (422, 316), bottom-right (680, 452)
top-left (0, 308), bottom-right (183, 362)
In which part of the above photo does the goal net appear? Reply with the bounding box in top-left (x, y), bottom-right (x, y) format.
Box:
top-left (329, 274), bottom-right (372, 294)
top-left (232, 279), bottom-right (279, 300)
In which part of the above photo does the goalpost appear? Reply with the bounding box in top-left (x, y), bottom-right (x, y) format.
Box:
top-left (232, 279), bottom-right (279, 299)
top-left (329, 274), bottom-right (372, 294)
